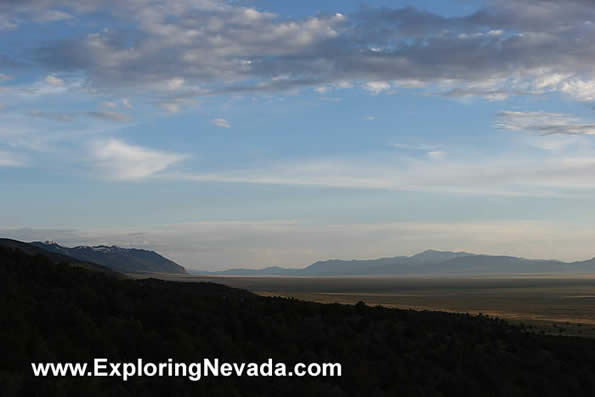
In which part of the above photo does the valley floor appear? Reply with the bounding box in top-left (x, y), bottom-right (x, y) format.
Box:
top-left (131, 273), bottom-right (595, 338)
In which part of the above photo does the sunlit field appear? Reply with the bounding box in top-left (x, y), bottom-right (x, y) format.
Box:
top-left (133, 273), bottom-right (595, 337)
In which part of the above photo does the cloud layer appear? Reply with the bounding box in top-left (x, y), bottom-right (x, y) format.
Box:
top-left (0, 0), bottom-right (592, 104)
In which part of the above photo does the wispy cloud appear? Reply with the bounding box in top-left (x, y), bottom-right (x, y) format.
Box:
top-left (0, 150), bottom-right (27, 167)
top-left (496, 111), bottom-right (595, 135)
top-left (392, 143), bottom-right (447, 161)
top-left (160, 103), bottom-right (180, 114)
top-left (86, 111), bottom-right (131, 123)
top-left (165, 146), bottom-right (595, 196)
top-left (211, 118), bottom-right (230, 128)
top-left (90, 138), bottom-right (187, 180)
top-left (427, 150), bottom-right (446, 161)
top-left (29, 110), bottom-right (77, 122)
top-left (33, 10), bottom-right (73, 22)
top-left (392, 143), bottom-right (442, 151)
top-left (363, 81), bottom-right (391, 94)
top-left (101, 101), bottom-right (118, 109)
top-left (27, 109), bottom-right (131, 123)
top-left (45, 75), bottom-right (64, 87)
top-left (121, 98), bottom-right (132, 109)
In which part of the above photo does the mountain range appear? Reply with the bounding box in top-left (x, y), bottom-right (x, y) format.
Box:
top-left (194, 249), bottom-right (595, 276)
top-left (0, 239), bottom-right (186, 274)
top-left (3, 238), bottom-right (594, 276)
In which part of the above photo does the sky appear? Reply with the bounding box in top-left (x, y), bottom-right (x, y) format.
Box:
top-left (3, 0), bottom-right (595, 269)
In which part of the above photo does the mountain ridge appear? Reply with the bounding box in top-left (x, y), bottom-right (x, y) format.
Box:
top-left (194, 249), bottom-right (594, 276)
top-left (0, 238), bottom-right (118, 275)
top-left (30, 241), bottom-right (187, 274)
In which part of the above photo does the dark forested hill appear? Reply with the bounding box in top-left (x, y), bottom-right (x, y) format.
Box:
top-left (2, 245), bottom-right (595, 396)
top-left (0, 238), bottom-right (116, 275)
top-left (31, 241), bottom-right (186, 274)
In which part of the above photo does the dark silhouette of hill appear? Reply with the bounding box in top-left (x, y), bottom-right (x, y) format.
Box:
top-left (0, 238), bottom-right (116, 275)
top-left (200, 249), bottom-right (595, 276)
top-left (2, 245), bottom-right (595, 396)
top-left (31, 241), bottom-right (186, 274)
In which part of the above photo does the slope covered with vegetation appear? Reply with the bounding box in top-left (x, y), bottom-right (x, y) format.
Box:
top-left (31, 241), bottom-right (186, 274)
top-left (1, 246), bottom-right (595, 396)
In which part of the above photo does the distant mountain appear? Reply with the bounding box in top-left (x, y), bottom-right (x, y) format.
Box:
top-left (198, 249), bottom-right (595, 276)
top-left (403, 249), bottom-right (475, 265)
top-left (31, 241), bottom-right (186, 274)
top-left (0, 238), bottom-right (116, 274)
top-left (301, 256), bottom-right (408, 276)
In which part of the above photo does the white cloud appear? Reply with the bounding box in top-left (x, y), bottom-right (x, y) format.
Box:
top-left (160, 103), bottom-right (180, 114)
top-left (365, 116), bottom-right (376, 121)
top-left (336, 81), bottom-right (353, 89)
top-left (45, 75), bottom-right (64, 86)
top-left (23, 75), bottom-right (84, 96)
top-left (166, 78), bottom-right (185, 91)
top-left (558, 78), bottom-right (595, 102)
top-left (121, 98), bottom-right (133, 109)
top-left (314, 81), bottom-right (356, 94)
top-left (90, 138), bottom-right (187, 180)
top-left (38, 3), bottom-right (346, 96)
top-left (156, 93), bottom-right (202, 114)
top-left (363, 81), bottom-right (391, 94)
top-left (427, 150), bottom-right (446, 161)
top-left (212, 118), bottom-right (230, 128)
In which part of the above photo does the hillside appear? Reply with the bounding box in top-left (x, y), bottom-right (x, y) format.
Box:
top-left (31, 241), bottom-right (186, 274)
top-left (200, 249), bottom-right (595, 276)
top-left (2, 245), bottom-right (595, 396)
top-left (0, 238), bottom-right (116, 275)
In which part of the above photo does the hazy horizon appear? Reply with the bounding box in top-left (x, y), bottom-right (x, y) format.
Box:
top-left (5, 231), bottom-right (595, 272)
top-left (3, 0), bottom-right (595, 270)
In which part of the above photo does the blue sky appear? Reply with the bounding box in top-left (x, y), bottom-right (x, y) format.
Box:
top-left (3, 0), bottom-right (595, 269)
